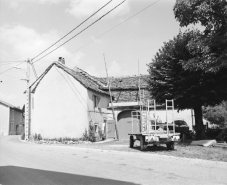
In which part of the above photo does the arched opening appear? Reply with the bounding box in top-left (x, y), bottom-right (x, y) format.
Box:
top-left (16, 125), bottom-right (23, 135)
top-left (117, 110), bottom-right (140, 140)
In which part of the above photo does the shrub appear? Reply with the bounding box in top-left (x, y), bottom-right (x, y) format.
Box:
top-left (82, 129), bottom-right (89, 141)
top-left (86, 124), bottom-right (96, 142)
top-left (37, 134), bottom-right (42, 141)
top-left (21, 133), bottom-right (25, 140)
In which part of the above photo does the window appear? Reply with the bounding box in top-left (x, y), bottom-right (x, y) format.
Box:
top-left (12, 110), bottom-right (14, 121)
top-left (93, 95), bottom-right (100, 108)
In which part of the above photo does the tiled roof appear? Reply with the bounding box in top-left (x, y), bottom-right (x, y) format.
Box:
top-left (94, 75), bottom-right (149, 90)
top-left (31, 62), bottom-right (109, 96)
top-left (111, 89), bottom-right (151, 103)
top-left (30, 62), bottom-right (151, 103)
top-left (94, 75), bottom-right (151, 103)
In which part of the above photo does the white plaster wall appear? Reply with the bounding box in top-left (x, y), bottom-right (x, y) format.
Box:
top-left (87, 90), bottom-right (110, 127)
top-left (0, 104), bottom-right (9, 135)
top-left (31, 65), bottom-right (88, 138)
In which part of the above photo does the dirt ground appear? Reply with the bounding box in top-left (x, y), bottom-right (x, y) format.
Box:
top-left (73, 139), bottom-right (227, 162)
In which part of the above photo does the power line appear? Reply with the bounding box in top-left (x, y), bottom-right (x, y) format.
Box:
top-left (0, 62), bottom-right (24, 66)
top-left (0, 60), bottom-right (26, 75)
top-left (31, 63), bottom-right (38, 79)
top-left (66, 0), bottom-right (161, 57)
top-left (0, 73), bottom-right (22, 80)
top-left (0, 60), bottom-right (25, 63)
top-left (54, 66), bottom-right (91, 118)
top-left (64, 71), bottom-right (92, 121)
top-left (32, 0), bottom-right (126, 64)
top-left (32, 0), bottom-right (113, 61)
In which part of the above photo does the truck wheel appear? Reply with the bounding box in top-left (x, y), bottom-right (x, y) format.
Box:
top-left (129, 136), bottom-right (134, 148)
top-left (166, 142), bottom-right (174, 150)
top-left (140, 136), bottom-right (146, 151)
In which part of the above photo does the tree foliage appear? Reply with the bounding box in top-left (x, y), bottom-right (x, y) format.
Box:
top-left (148, 30), bottom-right (227, 109)
top-left (174, 0), bottom-right (227, 72)
top-left (148, 30), bottom-right (227, 138)
top-left (203, 101), bottom-right (227, 128)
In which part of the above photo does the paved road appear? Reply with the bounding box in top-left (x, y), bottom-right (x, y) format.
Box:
top-left (0, 136), bottom-right (227, 185)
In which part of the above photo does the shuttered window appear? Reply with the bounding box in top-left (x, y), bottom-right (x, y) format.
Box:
top-left (93, 95), bottom-right (100, 108)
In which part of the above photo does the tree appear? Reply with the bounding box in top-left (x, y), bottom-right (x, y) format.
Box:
top-left (147, 30), bottom-right (227, 139)
top-left (173, 0), bottom-right (227, 72)
top-left (203, 101), bottom-right (227, 128)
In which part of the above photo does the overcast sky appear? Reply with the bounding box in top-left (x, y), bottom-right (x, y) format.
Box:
top-left (0, 0), bottom-right (195, 107)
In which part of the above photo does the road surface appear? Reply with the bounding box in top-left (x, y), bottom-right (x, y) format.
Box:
top-left (0, 136), bottom-right (227, 185)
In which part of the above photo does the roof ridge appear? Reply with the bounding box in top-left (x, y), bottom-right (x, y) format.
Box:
top-left (97, 74), bottom-right (149, 79)
top-left (72, 66), bottom-right (106, 87)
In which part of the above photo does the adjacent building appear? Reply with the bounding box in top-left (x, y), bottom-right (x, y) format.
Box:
top-left (0, 100), bottom-right (24, 136)
top-left (97, 76), bottom-right (195, 140)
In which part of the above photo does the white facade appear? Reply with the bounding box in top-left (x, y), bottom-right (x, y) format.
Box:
top-left (0, 103), bottom-right (10, 135)
top-left (31, 65), bottom-right (89, 138)
top-left (30, 65), bottom-right (111, 139)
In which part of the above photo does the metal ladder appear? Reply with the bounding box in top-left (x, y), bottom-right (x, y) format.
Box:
top-left (141, 99), bottom-right (157, 134)
top-left (150, 100), bottom-right (157, 135)
top-left (131, 111), bottom-right (140, 134)
top-left (165, 99), bottom-right (175, 135)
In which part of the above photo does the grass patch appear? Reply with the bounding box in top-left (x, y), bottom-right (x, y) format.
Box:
top-left (73, 140), bottom-right (227, 162)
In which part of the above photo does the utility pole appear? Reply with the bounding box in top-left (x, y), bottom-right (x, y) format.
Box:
top-left (25, 59), bottom-right (30, 141)
top-left (103, 54), bottom-right (119, 140)
top-left (138, 59), bottom-right (142, 133)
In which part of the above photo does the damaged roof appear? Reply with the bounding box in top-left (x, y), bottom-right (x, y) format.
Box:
top-left (94, 75), bottom-right (151, 103)
top-left (30, 62), bottom-right (109, 96)
top-left (30, 62), bottom-right (151, 103)
top-left (94, 75), bottom-right (149, 90)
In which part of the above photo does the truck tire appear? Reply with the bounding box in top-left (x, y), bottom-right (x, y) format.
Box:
top-left (166, 142), bottom-right (174, 150)
top-left (140, 136), bottom-right (146, 151)
top-left (129, 136), bottom-right (134, 148)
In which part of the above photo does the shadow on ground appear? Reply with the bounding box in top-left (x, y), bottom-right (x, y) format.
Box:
top-left (0, 166), bottom-right (140, 185)
top-left (132, 145), bottom-right (175, 152)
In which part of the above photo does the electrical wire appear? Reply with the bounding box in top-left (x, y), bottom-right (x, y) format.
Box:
top-left (0, 60), bottom-right (27, 75)
top-left (31, 63), bottom-right (38, 79)
top-left (0, 60), bottom-right (26, 66)
top-left (32, 0), bottom-right (126, 64)
top-left (0, 63), bottom-right (21, 66)
top-left (64, 72), bottom-right (92, 120)
top-left (0, 60), bottom-right (25, 63)
top-left (0, 73), bottom-right (22, 80)
top-left (54, 66), bottom-right (92, 120)
top-left (66, 0), bottom-right (161, 57)
top-left (31, 0), bottom-right (113, 61)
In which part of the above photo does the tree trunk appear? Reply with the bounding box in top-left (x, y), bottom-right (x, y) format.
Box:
top-left (193, 106), bottom-right (206, 139)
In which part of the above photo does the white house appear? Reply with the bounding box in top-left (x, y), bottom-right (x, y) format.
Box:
top-left (29, 61), bottom-right (111, 139)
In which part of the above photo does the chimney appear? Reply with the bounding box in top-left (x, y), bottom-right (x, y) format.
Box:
top-left (58, 57), bottom-right (65, 65)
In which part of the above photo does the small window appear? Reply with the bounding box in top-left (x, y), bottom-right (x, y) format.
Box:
top-left (12, 110), bottom-right (14, 121)
top-left (93, 95), bottom-right (100, 108)
top-left (94, 124), bottom-right (99, 133)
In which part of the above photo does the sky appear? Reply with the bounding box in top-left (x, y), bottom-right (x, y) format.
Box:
top-left (0, 0), bottom-right (195, 108)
